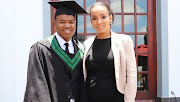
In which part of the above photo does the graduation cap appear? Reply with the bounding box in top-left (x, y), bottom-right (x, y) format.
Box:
top-left (48, 1), bottom-right (87, 42)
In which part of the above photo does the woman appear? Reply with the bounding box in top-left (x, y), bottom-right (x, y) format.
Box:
top-left (83, 2), bottom-right (137, 102)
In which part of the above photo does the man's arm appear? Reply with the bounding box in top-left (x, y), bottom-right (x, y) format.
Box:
top-left (24, 43), bottom-right (51, 102)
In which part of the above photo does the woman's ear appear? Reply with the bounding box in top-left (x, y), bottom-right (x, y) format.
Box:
top-left (110, 14), bottom-right (113, 24)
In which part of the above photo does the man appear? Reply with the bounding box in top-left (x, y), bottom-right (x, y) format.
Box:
top-left (24, 1), bottom-right (87, 102)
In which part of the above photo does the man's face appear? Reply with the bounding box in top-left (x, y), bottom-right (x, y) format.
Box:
top-left (55, 14), bottom-right (76, 42)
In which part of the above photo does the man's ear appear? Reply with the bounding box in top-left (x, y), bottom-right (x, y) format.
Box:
top-left (54, 20), bottom-right (56, 28)
top-left (54, 20), bottom-right (57, 32)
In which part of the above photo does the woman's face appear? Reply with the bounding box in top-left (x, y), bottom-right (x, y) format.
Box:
top-left (90, 5), bottom-right (112, 36)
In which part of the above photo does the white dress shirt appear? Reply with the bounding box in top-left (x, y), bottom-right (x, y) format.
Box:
top-left (55, 32), bottom-right (75, 54)
top-left (55, 33), bottom-right (75, 102)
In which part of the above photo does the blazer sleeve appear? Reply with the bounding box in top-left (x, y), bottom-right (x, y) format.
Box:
top-left (124, 37), bottom-right (137, 102)
top-left (24, 43), bottom-right (51, 102)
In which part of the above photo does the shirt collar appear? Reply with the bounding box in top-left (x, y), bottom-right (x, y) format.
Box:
top-left (54, 32), bottom-right (74, 54)
top-left (55, 32), bottom-right (73, 46)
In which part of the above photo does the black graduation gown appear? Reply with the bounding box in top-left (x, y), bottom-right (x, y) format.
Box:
top-left (24, 35), bottom-right (86, 102)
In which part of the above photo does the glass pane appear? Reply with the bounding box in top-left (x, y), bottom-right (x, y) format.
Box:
top-left (86, 0), bottom-right (96, 13)
top-left (111, 15), bottom-right (122, 32)
top-left (127, 35), bottom-right (135, 47)
top-left (75, 0), bottom-right (84, 8)
top-left (124, 15), bottom-right (134, 32)
top-left (124, 0), bottom-right (134, 13)
top-left (137, 74), bottom-right (148, 91)
top-left (137, 34), bottom-right (148, 71)
top-left (77, 15), bottom-right (84, 33)
top-left (136, 0), bottom-right (147, 13)
top-left (137, 35), bottom-right (148, 46)
top-left (86, 16), bottom-right (96, 33)
top-left (111, 0), bottom-right (121, 12)
top-left (87, 35), bottom-right (96, 39)
top-left (137, 15), bottom-right (147, 32)
top-left (138, 56), bottom-right (148, 71)
top-left (77, 35), bottom-right (85, 43)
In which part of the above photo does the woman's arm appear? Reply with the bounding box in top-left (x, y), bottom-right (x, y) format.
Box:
top-left (124, 36), bottom-right (137, 102)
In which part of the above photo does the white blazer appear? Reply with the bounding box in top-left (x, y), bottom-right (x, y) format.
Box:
top-left (83, 30), bottom-right (137, 102)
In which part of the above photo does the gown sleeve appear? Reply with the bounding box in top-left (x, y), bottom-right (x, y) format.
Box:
top-left (24, 43), bottom-right (51, 102)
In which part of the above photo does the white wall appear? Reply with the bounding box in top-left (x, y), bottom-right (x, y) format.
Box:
top-left (168, 0), bottom-right (180, 97)
top-left (157, 0), bottom-right (180, 98)
top-left (1, 0), bottom-right (179, 101)
top-left (0, 0), bottom-right (16, 102)
top-left (0, 0), bottom-right (50, 102)
top-left (16, 0), bottom-right (43, 101)
top-left (16, 0), bottom-right (50, 102)
top-left (156, 0), bottom-right (169, 98)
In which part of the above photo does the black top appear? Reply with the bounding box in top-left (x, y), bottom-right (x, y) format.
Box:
top-left (85, 38), bottom-right (124, 102)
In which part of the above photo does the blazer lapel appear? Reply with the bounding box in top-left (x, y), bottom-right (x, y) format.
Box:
top-left (84, 36), bottom-right (96, 59)
top-left (83, 35), bottom-right (96, 81)
top-left (111, 31), bottom-right (120, 80)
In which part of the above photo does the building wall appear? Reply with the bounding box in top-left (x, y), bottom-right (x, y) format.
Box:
top-left (1, 0), bottom-right (180, 102)
top-left (168, 0), bottom-right (180, 98)
top-left (157, 0), bottom-right (180, 100)
top-left (156, 0), bottom-right (169, 98)
top-left (0, 0), bottom-right (16, 102)
top-left (16, 0), bottom-right (50, 101)
top-left (0, 0), bottom-right (50, 102)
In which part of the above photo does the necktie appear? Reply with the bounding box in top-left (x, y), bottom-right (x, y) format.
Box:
top-left (64, 43), bottom-right (69, 54)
